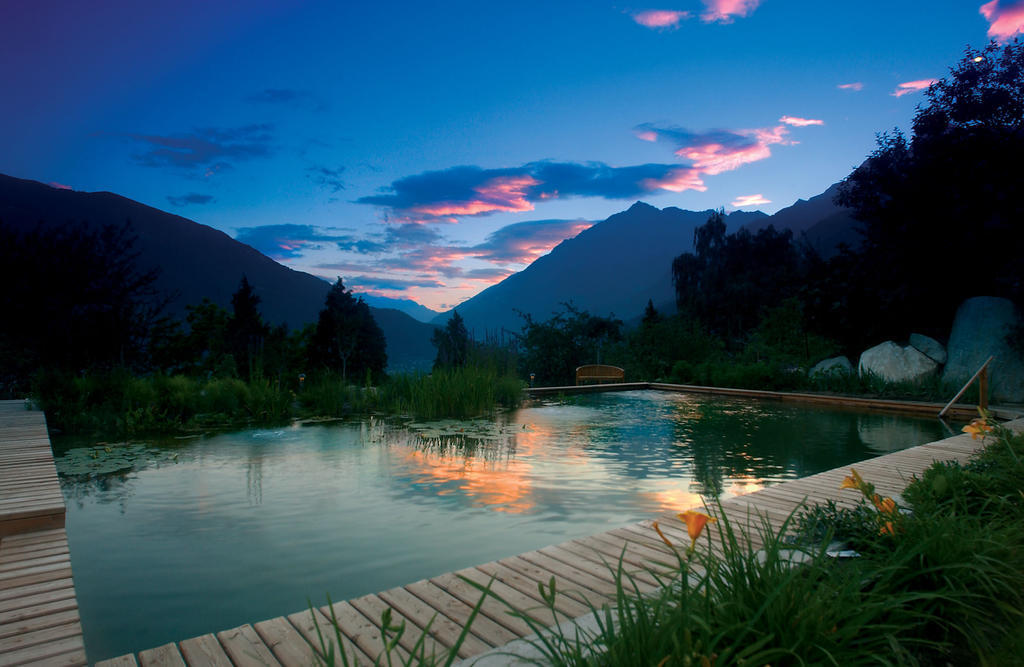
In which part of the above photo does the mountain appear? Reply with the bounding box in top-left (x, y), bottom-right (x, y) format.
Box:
top-left (358, 294), bottom-right (440, 323)
top-left (744, 181), bottom-right (859, 257)
top-left (432, 203), bottom-right (766, 335)
top-left (434, 184), bottom-right (861, 336)
top-left (0, 174), bottom-right (436, 369)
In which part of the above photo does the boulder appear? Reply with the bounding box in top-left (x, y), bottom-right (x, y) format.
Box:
top-left (909, 333), bottom-right (947, 365)
top-left (809, 356), bottom-right (853, 377)
top-left (858, 341), bottom-right (939, 383)
top-left (942, 297), bottom-right (1024, 403)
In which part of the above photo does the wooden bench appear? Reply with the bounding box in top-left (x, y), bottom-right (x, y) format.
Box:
top-left (575, 364), bottom-right (625, 385)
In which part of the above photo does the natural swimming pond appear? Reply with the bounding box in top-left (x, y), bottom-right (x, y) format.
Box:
top-left (57, 390), bottom-right (952, 661)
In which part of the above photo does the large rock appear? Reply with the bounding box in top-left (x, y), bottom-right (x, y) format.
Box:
top-left (942, 297), bottom-right (1024, 403)
top-left (909, 333), bottom-right (947, 365)
top-left (809, 356), bottom-right (853, 377)
top-left (858, 341), bottom-right (939, 383)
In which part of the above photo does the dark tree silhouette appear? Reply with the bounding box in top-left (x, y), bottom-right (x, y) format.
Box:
top-left (310, 278), bottom-right (387, 382)
top-left (835, 40), bottom-right (1024, 340)
top-left (432, 310), bottom-right (470, 368)
top-left (227, 276), bottom-right (270, 381)
top-left (517, 303), bottom-right (623, 386)
top-left (672, 211), bottom-right (801, 344)
top-left (0, 220), bottom-right (165, 394)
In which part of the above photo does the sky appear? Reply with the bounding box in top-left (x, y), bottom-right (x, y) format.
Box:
top-left (3, 1), bottom-right (1021, 311)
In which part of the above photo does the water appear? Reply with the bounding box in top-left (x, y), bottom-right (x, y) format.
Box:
top-left (57, 390), bottom-right (950, 661)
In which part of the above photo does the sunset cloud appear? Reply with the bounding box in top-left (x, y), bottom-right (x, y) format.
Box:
top-left (780, 115), bottom-right (824, 127)
top-left (357, 161), bottom-right (710, 220)
top-left (700, 0), bottom-right (761, 23)
top-left (731, 193), bottom-right (770, 207)
top-left (837, 82), bottom-right (864, 91)
top-left (470, 219), bottom-right (593, 264)
top-left (635, 123), bottom-right (792, 175)
top-left (891, 79), bottom-right (937, 97)
top-left (130, 124), bottom-right (274, 171)
top-left (48, 182), bottom-right (72, 190)
top-left (235, 224), bottom-right (361, 260)
top-left (631, 10), bottom-right (690, 28)
top-left (980, 1), bottom-right (1024, 43)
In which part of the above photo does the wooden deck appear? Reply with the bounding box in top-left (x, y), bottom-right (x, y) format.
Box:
top-left (0, 400), bottom-right (87, 666)
top-left (96, 416), bottom-right (1023, 667)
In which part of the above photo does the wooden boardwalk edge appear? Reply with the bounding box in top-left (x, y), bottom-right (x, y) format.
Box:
top-left (0, 400), bottom-right (87, 667)
top-left (95, 414), bottom-right (1024, 667)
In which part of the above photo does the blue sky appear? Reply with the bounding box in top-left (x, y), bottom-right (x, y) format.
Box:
top-left (3, 1), bottom-right (1020, 310)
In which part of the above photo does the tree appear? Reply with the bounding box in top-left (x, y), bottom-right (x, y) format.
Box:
top-left (0, 220), bottom-right (165, 394)
top-left (672, 212), bottom-right (802, 344)
top-left (835, 40), bottom-right (1024, 339)
top-left (432, 310), bottom-right (470, 368)
top-left (517, 303), bottom-right (623, 386)
top-left (310, 278), bottom-right (387, 381)
top-left (226, 276), bottom-right (269, 381)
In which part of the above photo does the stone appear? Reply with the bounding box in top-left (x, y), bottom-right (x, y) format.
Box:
top-left (942, 296), bottom-right (1024, 403)
top-left (909, 333), bottom-right (947, 365)
top-left (809, 355), bottom-right (853, 377)
top-left (858, 341), bottom-right (939, 383)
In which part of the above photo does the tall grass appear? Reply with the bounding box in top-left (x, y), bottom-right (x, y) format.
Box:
top-left (34, 367), bottom-right (293, 437)
top-left (378, 366), bottom-right (524, 420)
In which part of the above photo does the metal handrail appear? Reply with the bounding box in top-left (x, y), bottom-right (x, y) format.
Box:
top-left (939, 355), bottom-right (993, 418)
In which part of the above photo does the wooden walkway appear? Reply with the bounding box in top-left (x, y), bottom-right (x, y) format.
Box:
top-left (0, 400), bottom-right (87, 666)
top-left (96, 416), bottom-right (1023, 667)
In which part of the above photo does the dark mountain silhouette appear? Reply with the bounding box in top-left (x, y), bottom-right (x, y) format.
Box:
top-left (743, 181), bottom-right (859, 257)
top-left (359, 294), bottom-right (440, 323)
top-left (434, 185), bottom-right (860, 336)
top-left (431, 202), bottom-right (766, 335)
top-left (0, 174), bottom-right (436, 370)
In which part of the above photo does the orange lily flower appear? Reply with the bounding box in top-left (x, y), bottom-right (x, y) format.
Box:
top-left (677, 510), bottom-right (717, 547)
top-left (963, 419), bottom-right (994, 440)
top-left (839, 468), bottom-right (865, 491)
top-left (877, 496), bottom-right (896, 514)
top-left (652, 520), bottom-right (673, 549)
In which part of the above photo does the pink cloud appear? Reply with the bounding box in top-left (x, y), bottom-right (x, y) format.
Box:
top-left (837, 82), bottom-right (864, 91)
top-left (409, 175), bottom-right (538, 217)
top-left (891, 79), bottom-right (938, 97)
top-left (631, 9), bottom-right (690, 28)
top-left (731, 194), bottom-right (771, 207)
top-left (980, 0), bottom-right (1024, 42)
top-left (48, 182), bottom-right (72, 190)
top-left (700, 0), bottom-right (761, 23)
top-left (779, 116), bottom-right (825, 127)
top-left (642, 168), bottom-right (707, 193)
top-left (676, 126), bottom-right (790, 175)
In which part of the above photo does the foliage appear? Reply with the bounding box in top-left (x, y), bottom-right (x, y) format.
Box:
top-left (834, 41), bottom-right (1024, 346)
top-left (227, 276), bottom-right (271, 381)
top-left (517, 303), bottom-right (623, 386)
top-left (672, 210), bottom-right (804, 345)
top-left (309, 278), bottom-right (387, 382)
top-left (431, 310), bottom-right (470, 369)
top-left (0, 221), bottom-right (166, 397)
top-left (377, 366), bottom-right (523, 420)
top-left (33, 368), bottom-right (293, 437)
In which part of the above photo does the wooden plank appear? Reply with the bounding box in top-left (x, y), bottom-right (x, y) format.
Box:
top-left (0, 598), bottom-right (78, 635)
top-left (0, 577), bottom-right (76, 604)
top-left (0, 619), bottom-right (81, 653)
top-left (215, 624), bottom-right (281, 667)
top-left (178, 633), bottom-right (233, 667)
top-left (429, 570), bottom-right (544, 638)
top-left (404, 578), bottom-right (519, 648)
top-left (377, 586), bottom-right (492, 658)
top-left (320, 599), bottom-right (413, 665)
top-left (138, 642), bottom-right (187, 667)
top-left (253, 616), bottom-right (319, 667)
top-left (348, 594), bottom-right (447, 663)
top-left (285, 607), bottom-right (371, 666)
top-left (0, 635), bottom-right (87, 666)
top-left (473, 561), bottom-right (591, 618)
